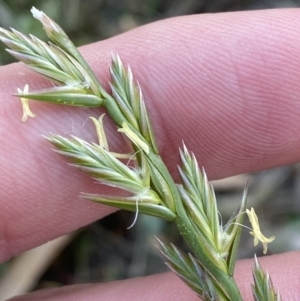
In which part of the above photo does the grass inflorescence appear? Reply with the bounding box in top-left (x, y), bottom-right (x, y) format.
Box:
top-left (0, 7), bottom-right (280, 301)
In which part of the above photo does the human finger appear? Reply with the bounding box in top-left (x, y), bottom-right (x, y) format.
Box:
top-left (8, 252), bottom-right (300, 301)
top-left (1, 8), bottom-right (300, 260)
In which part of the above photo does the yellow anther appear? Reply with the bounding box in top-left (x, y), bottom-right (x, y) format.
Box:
top-left (246, 207), bottom-right (275, 254)
top-left (118, 122), bottom-right (149, 154)
top-left (90, 116), bottom-right (135, 159)
top-left (90, 114), bottom-right (108, 150)
top-left (17, 85), bottom-right (36, 122)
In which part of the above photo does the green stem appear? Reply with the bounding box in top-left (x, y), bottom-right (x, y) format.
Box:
top-left (150, 154), bottom-right (243, 300)
top-left (103, 94), bottom-right (128, 127)
top-left (101, 72), bottom-right (243, 300)
top-left (175, 213), bottom-right (242, 300)
top-left (78, 58), bottom-right (245, 300)
top-left (176, 193), bottom-right (241, 298)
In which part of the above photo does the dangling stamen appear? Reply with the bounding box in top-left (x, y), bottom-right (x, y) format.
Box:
top-left (246, 207), bottom-right (275, 254)
top-left (17, 85), bottom-right (36, 122)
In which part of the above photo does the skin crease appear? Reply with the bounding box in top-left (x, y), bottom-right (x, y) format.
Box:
top-left (0, 7), bottom-right (300, 300)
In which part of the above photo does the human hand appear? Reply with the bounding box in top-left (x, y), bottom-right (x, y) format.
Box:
top-left (0, 8), bottom-right (300, 300)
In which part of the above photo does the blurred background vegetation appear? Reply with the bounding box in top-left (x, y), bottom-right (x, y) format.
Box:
top-left (1, 0), bottom-right (300, 299)
top-left (2, 0), bottom-right (300, 64)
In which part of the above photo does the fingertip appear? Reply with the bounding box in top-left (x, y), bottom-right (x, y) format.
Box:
top-left (8, 252), bottom-right (300, 301)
